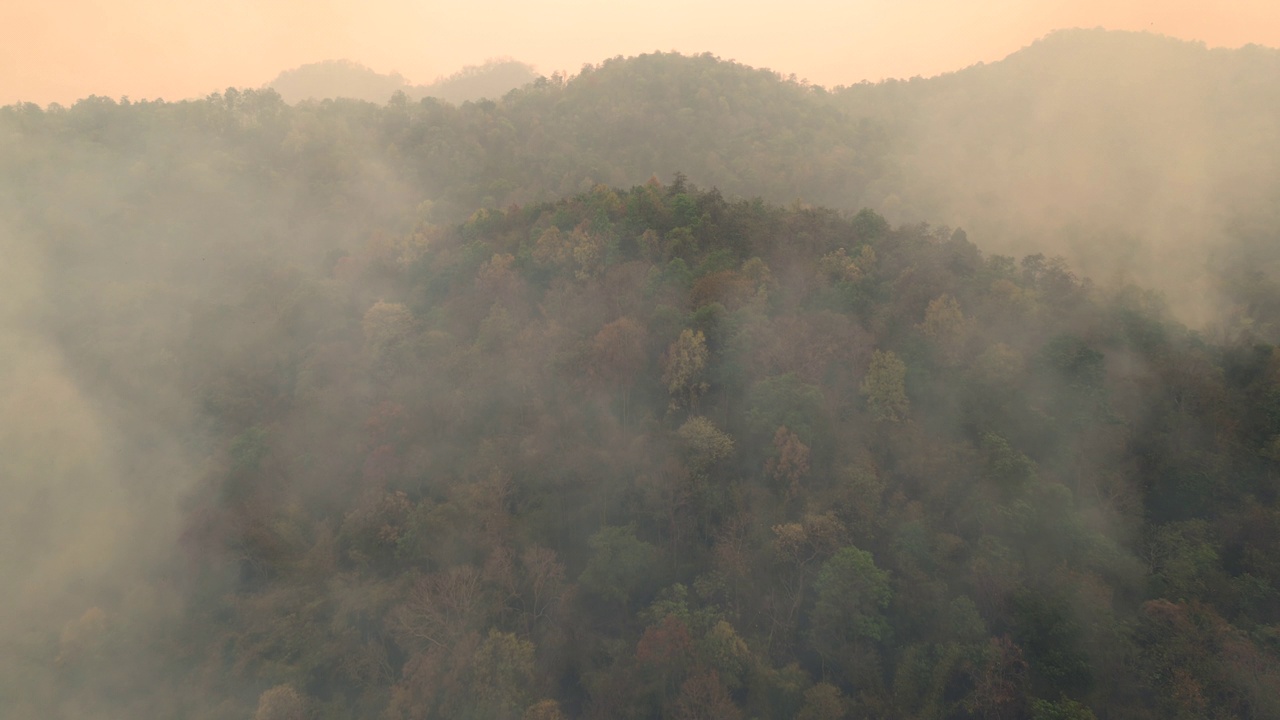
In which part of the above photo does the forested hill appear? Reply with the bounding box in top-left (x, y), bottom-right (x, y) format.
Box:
top-left (3, 29), bottom-right (1280, 720)
top-left (10, 176), bottom-right (1280, 720)
top-left (7, 30), bottom-right (1280, 329)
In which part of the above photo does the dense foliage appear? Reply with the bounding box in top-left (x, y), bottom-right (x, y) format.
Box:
top-left (11, 178), bottom-right (1280, 719)
top-left (3, 28), bottom-right (1280, 720)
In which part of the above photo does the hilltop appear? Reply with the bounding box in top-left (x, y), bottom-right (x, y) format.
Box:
top-left (268, 58), bottom-right (539, 104)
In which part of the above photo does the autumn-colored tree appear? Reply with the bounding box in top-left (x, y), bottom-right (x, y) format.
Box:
top-left (477, 252), bottom-right (521, 301)
top-left (590, 316), bottom-right (647, 419)
top-left (389, 565), bottom-right (486, 652)
top-left (523, 699), bottom-right (568, 720)
top-left (672, 669), bottom-right (743, 720)
top-left (532, 226), bottom-right (572, 269)
top-left (860, 349), bottom-right (909, 422)
top-left (363, 300), bottom-right (415, 352)
top-left (569, 225), bottom-right (607, 279)
top-left (690, 270), bottom-right (755, 310)
top-left (795, 683), bottom-right (847, 720)
top-left (255, 685), bottom-right (307, 720)
top-left (765, 425), bottom-right (810, 499)
top-left (918, 293), bottom-right (969, 365)
top-left (965, 636), bottom-right (1030, 720)
top-left (663, 329), bottom-right (710, 410)
top-left (769, 513), bottom-right (849, 650)
top-left (637, 614), bottom-right (696, 668)
top-left (519, 546), bottom-right (567, 632)
top-left (678, 416), bottom-right (735, 471)
top-left (818, 244), bottom-right (876, 284)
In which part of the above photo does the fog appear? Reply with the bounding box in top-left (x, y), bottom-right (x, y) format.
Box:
top-left (838, 30), bottom-right (1280, 327)
top-left (3, 15), bottom-right (1280, 720)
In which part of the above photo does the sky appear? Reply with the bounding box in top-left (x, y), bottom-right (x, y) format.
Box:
top-left (2, 0), bottom-right (1279, 106)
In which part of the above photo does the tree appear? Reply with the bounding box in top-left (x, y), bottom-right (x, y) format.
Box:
top-left (363, 300), bottom-right (415, 351)
top-left (678, 416), bottom-right (735, 471)
top-left (796, 683), bottom-right (847, 720)
top-left (700, 621), bottom-right (752, 690)
top-left (255, 685), bottom-right (307, 720)
top-left (590, 317), bottom-right (648, 420)
top-left (672, 669), bottom-right (742, 720)
top-left (637, 614), bottom-right (696, 700)
top-left (531, 226), bottom-right (567, 267)
top-left (578, 525), bottom-right (658, 606)
top-left (519, 546), bottom-right (566, 632)
top-left (918, 294), bottom-right (969, 365)
top-left (765, 426), bottom-right (810, 499)
top-left (468, 629), bottom-right (536, 720)
top-left (389, 566), bottom-right (486, 652)
top-left (860, 349), bottom-right (909, 422)
top-left (663, 329), bottom-right (710, 410)
top-left (523, 699), bottom-right (568, 720)
top-left (810, 546), bottom-right (892, 662)
top-left (965, 636), bottom-right (1030, 720)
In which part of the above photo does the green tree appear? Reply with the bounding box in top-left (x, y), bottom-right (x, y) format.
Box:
top-left (860, 349), bottom-right (909, 422)
top-left (468, 629), bottom-right (536, 720)
top-left (810, 546), bottom-right (892, 661)
top-left (796, 682), bottom-right (847, 720)
top-left (663, 329), bottom-right (710, 410)
top-left (579, 525), bottom-right (659, 606)
top-left (918, 293), bottom-right (969, 365)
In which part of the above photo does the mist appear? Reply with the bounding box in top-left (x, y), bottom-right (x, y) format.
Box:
top-left (3, 21), bottom-right (1280, 720)
top-left (838, 30), bottom-right (1280, 327)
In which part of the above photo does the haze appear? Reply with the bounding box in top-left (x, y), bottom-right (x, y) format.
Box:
top-left (5, 0), bottom-right (1280, 105)
top-left (7, 0), bottom-right (1280, 716)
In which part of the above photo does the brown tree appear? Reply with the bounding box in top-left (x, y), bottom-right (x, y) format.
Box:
top-left (672, 669), bottom-right (742, 720)
top-left (255, 684), bottom-right (307, 720)
top-left (765, 426), bottom-right (810, 500)
top-left (662, 329), bottom-right (710, 410)
top-left (590, 316), bottom-right (647, 420)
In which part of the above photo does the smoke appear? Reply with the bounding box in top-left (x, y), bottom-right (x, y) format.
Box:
top-left (842, 30), bottom-right (1280, 328)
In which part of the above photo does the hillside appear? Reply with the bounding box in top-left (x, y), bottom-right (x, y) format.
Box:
top-left (3, 29), bottom-right (1280, 720)
top-left (7, 175), bottom-right (1280, 719)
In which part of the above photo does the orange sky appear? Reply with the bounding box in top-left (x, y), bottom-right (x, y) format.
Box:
top-left (2, 0), bottom-right (1278, 106)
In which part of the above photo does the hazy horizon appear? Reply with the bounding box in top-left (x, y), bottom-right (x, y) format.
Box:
top-left (4, 0), bottom-right (1280, 106)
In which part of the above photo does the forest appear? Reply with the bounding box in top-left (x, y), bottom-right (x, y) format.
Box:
top-left (2, 28), bottom-right (1280, 720)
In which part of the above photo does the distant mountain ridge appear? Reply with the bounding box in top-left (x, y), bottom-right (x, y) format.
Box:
top-left (9, 28), bottom-right (1280, 330)
top-left (268, 58), bottom-right (539, 104)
